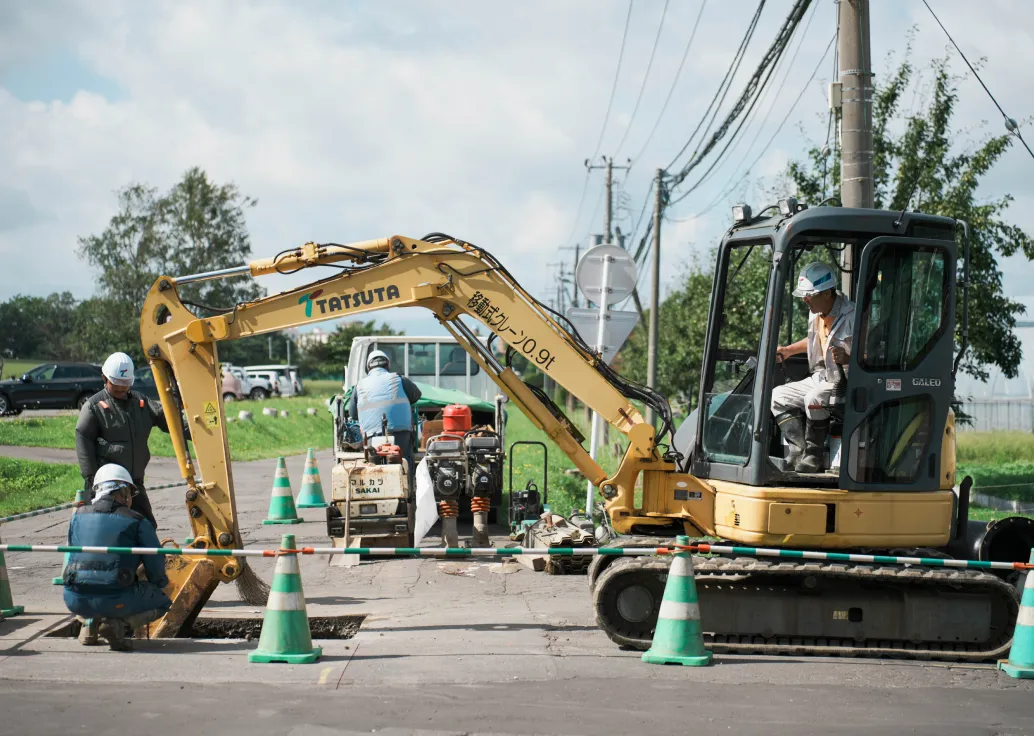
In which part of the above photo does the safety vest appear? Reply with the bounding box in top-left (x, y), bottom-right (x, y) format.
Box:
top-left (356, 368), bottom-right (412, 435)
top-left (63, 499), bottom-right (146, 591)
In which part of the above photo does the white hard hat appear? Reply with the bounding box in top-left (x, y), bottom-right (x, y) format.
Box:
top-left (92, 464), bottom-right (136, 500)
top-left (367, 349), bottom-right (390, 370)
top-left (792, 262), bottom-right (837, 298)
top-left (101, 352), bottom-right (135, 387)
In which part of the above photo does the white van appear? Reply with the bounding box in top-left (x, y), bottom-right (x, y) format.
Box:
top-left (243, 364), bottom-right (303, 397)
top-left (345, 336), bottom-right (494, 401)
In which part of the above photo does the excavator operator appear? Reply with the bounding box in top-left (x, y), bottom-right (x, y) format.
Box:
top-left (772, 262), bottom-right (855, 473)
top-left (349, 349), bottom-right (422, 483)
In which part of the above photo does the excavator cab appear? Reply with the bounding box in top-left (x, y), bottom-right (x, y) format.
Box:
top-left (688, 204), bottom-right (964, 493)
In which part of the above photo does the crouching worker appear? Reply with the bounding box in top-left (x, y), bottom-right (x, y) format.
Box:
top-left (63, 464), bottom-right (171, 651)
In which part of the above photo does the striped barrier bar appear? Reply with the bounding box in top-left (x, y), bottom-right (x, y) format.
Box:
top-left (3, 544), bottom-right (1032, 570)
top-left (688, 543), bottom-right (1034, 571)
top-left (0, 501), bottom-right (82, 525)
top-left (0, 481), bottom-right (189, 525)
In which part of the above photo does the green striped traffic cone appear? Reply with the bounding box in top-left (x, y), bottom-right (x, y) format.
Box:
top-left (263, 457), bottom-right (302, 525)
top-left (0, 530), bottom-right (24, 618)
top-left (53, 489), bottom-right (87, 585)
top-left (998, 550), bottom-right (1034, 679)
top-left (248, 534), bottom-right (322, 664)
top-left (641, 535), bottom-right (712, 667)
top-left (295, 448), bottom-right (328, 509)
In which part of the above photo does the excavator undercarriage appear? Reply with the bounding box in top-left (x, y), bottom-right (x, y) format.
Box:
top-left (589, 538), bottom-right (1022, 662)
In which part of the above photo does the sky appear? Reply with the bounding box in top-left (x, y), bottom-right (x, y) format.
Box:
top-left (2, 0), bottom-right (1034, 342)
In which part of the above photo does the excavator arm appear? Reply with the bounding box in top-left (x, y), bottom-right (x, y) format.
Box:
top-left (140, 234), bottom-right (716, 635)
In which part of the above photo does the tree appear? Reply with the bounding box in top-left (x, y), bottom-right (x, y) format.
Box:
top-left (297, 320), bottom-right (403, 378)
top-left (0, 293), bottom-right (78, 360)
top-left (74, 167), bottom-right (269, 363)
top-left (78, 167), bottom-right (264, 308)
top-left (788, 47), bottom-right (1034, 381)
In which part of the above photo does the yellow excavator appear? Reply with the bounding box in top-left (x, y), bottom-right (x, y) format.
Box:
top-left (140, 204), bottom-right (1033, 659)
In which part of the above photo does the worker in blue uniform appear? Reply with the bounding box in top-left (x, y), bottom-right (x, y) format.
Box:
top-left (62, 464), bottom-right (171, 651)
top-left (349, 349), bottom-right (422, 484)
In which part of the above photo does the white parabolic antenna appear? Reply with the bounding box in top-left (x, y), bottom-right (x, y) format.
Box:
top-left (575, 244), bottom-right (637, 306)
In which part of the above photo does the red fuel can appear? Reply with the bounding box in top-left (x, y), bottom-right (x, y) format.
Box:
top-left (442, 404), bottom-right (473, 434)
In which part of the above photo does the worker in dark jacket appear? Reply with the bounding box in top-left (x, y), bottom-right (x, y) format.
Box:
top-left (63, 464), bottom-right (171, 651)
top-left (75, 352), bottom-right (170, 530)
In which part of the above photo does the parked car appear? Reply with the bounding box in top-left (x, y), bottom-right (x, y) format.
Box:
top-left (243, 364), bottom-right (301, 397)
top-left (133, 366), bottom-right (161, 401)
top-left (222, 364), bottom-right (269, 400)
top-left (0, 362), bottom-right (105, 415)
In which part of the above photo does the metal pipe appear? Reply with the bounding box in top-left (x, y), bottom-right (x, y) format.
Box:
top-left (174, 265), bottom-right (252, 285)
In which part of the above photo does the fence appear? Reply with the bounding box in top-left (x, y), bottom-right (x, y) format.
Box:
top-left (957, 397), bottom-right (1034, 433)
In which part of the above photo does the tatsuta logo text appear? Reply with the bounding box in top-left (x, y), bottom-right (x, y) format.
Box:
top-left (298, 286), bottom-right (402, 318)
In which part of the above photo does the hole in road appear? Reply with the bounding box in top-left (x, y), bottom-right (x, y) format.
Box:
top-left (46, 615), bottom-right (365, 641)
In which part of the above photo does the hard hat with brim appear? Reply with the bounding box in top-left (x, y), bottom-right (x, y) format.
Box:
top-left (792, 262), bottom-right (837, 298)
top-left (366, 349), bottom-right (390, 369)
top-left (101, 352), bottom-right (135, 387)
top-left (92, 464), bottom-right (138, 499)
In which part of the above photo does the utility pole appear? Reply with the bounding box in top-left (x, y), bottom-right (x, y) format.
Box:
top-left (585, 156), bottom-right (630, 245)
top-left (646, 169), bottom-right (664, 427)
top-left (268, 335), bottom-right (273, 360)
top-left (838, 0), bottom-right (873, 299)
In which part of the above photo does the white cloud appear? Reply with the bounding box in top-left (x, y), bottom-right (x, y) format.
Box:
top-left (2, 0), bottom-right (1034, 333)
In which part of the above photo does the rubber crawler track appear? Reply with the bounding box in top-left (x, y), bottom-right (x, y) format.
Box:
top-left (592, 551), bottom-right (1021, 662)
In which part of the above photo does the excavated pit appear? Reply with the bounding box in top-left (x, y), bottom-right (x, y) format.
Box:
top-left (47, 614), bottom-right (365, 641)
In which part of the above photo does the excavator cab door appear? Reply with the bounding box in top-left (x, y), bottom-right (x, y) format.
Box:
top-left (838, 236), bottom-right (957, 491)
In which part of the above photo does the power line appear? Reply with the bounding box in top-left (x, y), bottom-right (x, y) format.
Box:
top-left (591, 0), bottom-right (635, 161)
top-left (682, 0), bottom-right (818, 203)
top-left (614, 0), bottom-right (671, 159)
top-left (665, 0), bottom-right (767, 173)
top-left (562, 1), bottom-right (635, 250)
top-left (681, 0), bottom-right (819, 200)
top-left (667, 0), bottom-right (813, 199)
top-left (630, 0), bottom-right (707, 168)
top-left (678, 32), bottom-right (836, 219)
top-left (920, 0), bottom-right (1034, 161)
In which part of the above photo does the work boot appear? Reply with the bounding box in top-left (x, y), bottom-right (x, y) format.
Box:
top-left (76, 617), bottom-right (100, 646)
top-left (795, 418), bottom-right (830, 474)
top-left (774, 411), bottom-right (806, 469)
top-left (98, 619), bottom-right (133, 652)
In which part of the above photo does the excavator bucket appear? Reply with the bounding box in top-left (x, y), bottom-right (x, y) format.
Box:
top-left (144, 556), bottom-right (221, 639)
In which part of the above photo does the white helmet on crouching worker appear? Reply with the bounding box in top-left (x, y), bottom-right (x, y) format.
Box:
top-left (366, 349), bottom-right (390, 371)
top-left (792, 262), bottom-right (837, 298)
top-left (92, 464), bottom-right (137, 500)
top-left (101, 352), bottom-right (135, 387)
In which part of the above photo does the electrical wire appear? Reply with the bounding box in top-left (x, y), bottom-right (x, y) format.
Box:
top-left (665, 0), bottom-right (766, 172)
top-left (591, 0), bottom-right (635, 161)
top-left (671, 32), bottom-right (835, 216)
top-left (630, 0), bottom-right (707, 167)
top-left (560, 1), bottom-right (634, 250)
top-left (614, 0), bottom-right (671, 159)
top-left (667, 0), bottom-right (813, 201)
top-left (920, 0), bottom-right (1034, 161)
top-left (678, 0), bottom-right (818, 203)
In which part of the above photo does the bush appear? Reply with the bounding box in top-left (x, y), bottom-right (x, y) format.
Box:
top-left (957, 462), bottom-right (1034, 503)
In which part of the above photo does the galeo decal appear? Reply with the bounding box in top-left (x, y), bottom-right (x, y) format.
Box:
top-left (912, 377), bottom-right (942, 387)
top-left (298, 285), bottom-right (401, 318)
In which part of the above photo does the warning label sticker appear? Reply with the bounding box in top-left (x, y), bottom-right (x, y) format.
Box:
top-left (204, 401), bottom-right (218, 426)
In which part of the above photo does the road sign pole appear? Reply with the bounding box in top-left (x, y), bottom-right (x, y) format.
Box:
top-left (585, 253), bottom-right (613, 519)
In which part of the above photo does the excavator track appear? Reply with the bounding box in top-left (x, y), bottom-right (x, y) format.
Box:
top-left (591, 546), bottom-right (1021, 662)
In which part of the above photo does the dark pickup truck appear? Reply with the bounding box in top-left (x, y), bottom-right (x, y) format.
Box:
top-left (0, 362), bottom-right (106, 415)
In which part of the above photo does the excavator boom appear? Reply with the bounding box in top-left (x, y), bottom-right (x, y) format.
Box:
top-left (140, 234), bottom-right (708, 635)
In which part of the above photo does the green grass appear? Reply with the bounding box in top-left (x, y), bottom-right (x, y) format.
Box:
top-left (968, 504), bottom-right (1034, 522)
top-left (0, 457), bottom-right (83, 516)
top-left (0, 395), bottom-right (335, 462)
top-left (957, 431), bottom-right (1034, 465)
top-left (1, 358), bottom-right (47, 381)
top-left (503, 408), bottom-right (622, 518)
top-left (303, 379), bottom-right (342, 398)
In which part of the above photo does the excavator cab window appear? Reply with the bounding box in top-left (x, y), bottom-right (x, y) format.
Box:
top-left (700, 242), bottom-right (772, 465)
top-left (839, 236), bottom-right (956, 490)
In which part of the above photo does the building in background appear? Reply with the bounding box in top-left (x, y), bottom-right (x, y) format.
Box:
top-left (955, 297), bottom-right (1034, 432)
top-left (287, 326), bottom-right (331, 350)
